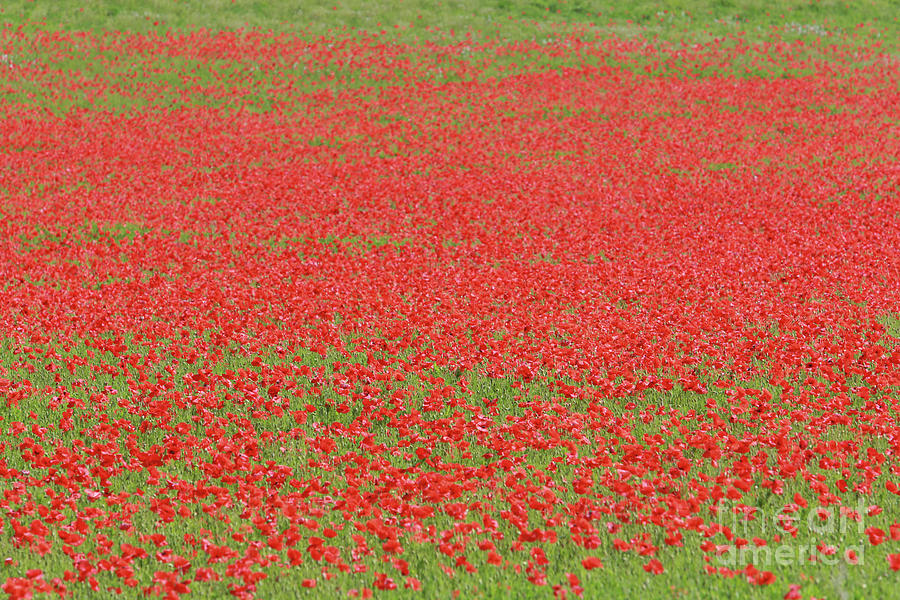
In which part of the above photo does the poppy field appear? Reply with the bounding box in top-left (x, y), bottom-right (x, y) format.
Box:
top-left (1, 4), bottom-right (899, 599)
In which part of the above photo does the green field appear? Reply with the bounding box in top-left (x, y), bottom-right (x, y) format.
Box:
top-left (2, 0), bottom-right (898, 48)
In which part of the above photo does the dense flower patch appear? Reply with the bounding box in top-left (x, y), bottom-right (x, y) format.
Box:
top-left (0, 24), bottom-right (899, 599)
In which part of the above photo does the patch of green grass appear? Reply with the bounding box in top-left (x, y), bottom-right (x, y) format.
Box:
top-left (1, 0), bottom-right (897, 49)
top-left (877, 313), bottom-right (900, 340)
top-left (15, 221), bottom-right (150, 253)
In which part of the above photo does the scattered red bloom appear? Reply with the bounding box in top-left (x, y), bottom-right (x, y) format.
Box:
top-left (581, 557), bottom-right (603, 571)
top-left (888, 555), bottom-right (900, 572)
top-left (643, 559), bottom-right (664, 575)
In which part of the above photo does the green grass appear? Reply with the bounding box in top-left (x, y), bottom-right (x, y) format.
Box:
top-left (1, 0), bottom-right (897, 50)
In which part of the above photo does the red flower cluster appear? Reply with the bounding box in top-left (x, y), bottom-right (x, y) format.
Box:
top-left (0, 23), bottom-right (898, 598)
